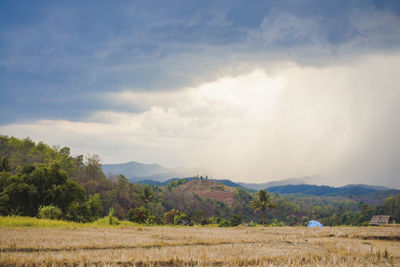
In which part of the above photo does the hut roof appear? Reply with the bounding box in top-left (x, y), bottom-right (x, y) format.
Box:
top-left (369, 215), bottom-right (391, 225)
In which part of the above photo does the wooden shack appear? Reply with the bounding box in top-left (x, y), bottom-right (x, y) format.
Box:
top-left (369, 215), bottom-right (392, 225)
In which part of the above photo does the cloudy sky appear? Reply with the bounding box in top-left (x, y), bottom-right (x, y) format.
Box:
top-left (1, 0), bottom-right (400, 187)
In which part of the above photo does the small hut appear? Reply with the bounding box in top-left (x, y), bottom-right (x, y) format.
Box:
top-left (369, 215), bottom-right (392, 225)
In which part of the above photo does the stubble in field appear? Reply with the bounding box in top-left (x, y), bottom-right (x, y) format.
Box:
top-left (1, 226), bottom-right (399, 266)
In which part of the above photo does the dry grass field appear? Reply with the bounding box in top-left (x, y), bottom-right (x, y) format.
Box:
top-left (1, 225), bottom-right (399, 266)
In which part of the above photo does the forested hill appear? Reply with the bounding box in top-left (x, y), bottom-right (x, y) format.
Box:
top-left (268, 184), bottom-right (376, 196)
top-left (1, 135), bottom-right (400, 226)
top-left (136, 177), bottom-right (252, 192)
top-left (267, 184), bottom-right (399, 200)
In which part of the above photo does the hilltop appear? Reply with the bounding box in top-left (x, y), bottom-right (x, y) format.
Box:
top-left (175, 180), bottom-right (237, 205)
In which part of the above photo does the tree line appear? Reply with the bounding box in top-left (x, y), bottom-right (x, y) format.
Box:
top-left (1, 135), bottom-right (399, 226)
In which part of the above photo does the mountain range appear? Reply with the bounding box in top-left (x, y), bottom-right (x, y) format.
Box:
top-left (102, 161), bottom-right (207, 182)
top-left (102, 161), bottom-right (394, 198)
top-left (238, 178), bottom-right (308, 190)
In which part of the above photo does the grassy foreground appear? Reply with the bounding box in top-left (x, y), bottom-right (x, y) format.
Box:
top-left (0, 216), bottom-right (140, 228)
top-left (0, 219), bottom-right (399, 266)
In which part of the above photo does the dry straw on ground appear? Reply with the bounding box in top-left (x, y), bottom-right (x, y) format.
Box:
top-left (1, 226), bottom-right (399, 266)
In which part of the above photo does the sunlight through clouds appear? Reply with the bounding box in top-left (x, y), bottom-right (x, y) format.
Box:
top-left (2, 53), bottom-right (400, 187)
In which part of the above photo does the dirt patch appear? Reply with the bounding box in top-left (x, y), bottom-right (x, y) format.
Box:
top-left (194, 190), bottom-right (235, 205)
top-left (177, 180), bottom-right (237, 205)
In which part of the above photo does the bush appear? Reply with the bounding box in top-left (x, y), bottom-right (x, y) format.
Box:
top-left (173, 212), bottom-right (190, 225)
top-left (200, 218), bottom-right (209, 225)
top-left (208, 216), bottom-right (223, 224)
top-left (108, 208), bottom-right (114, 225)
top-left (164, 209), bottom-right (190, 225)
top-left (248, 221), bottom-right (257, 227)
top-left (218, 219), bottom-right (230, 227)
top-left (270, 218), bottom-right (286, 226)
top-left (126, 208), bottom-right (135, 222)
top-left (86, 194), bottom-right (102, 221)
top-left (126, 206), bottom-right (149, 224)
top-left (38, 205), bottom-right (62, 220)
top-left (230, 214), bottom-right (242, 226)
top-left (146, 215), bottom-right (162, 225)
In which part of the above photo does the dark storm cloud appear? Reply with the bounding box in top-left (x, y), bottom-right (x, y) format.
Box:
top-left (0, 0), bottom-right (399, 124)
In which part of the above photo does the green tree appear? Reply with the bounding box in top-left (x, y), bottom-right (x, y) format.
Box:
top-left (146, 215), bottom-right (162, 225)
top-left (55, 179), bottom-right (86, 213)
top-left (86, 154), bottom-right (102, 180)
top-left (230, 214), bottom-right (242, 226)
top-left (142, 185), bottom-right (154, 207)
top-left (0, 157), bottom-right (11, 172)
top-left (4, 177), bottom-right (37, 216)
top-left (127, 206), bottom-right (149, 223)
top-left (38, 205), bottom-right (62, 220)
top-left (108, 208), bottom-right (115, 225)
top-left (164, 209), bottom-right (189, 225)
top-left (382, 195), bottom-right (400, 223)
top-left (218, 219), bottom-right (230, 227)
top-left (249, 190), bottom-right (276, 225)
top-left (86, 194), bottom-right (102, 221)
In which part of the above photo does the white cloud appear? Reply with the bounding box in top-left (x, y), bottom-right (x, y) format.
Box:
top-left (2, 54), bottom-right (400, 187)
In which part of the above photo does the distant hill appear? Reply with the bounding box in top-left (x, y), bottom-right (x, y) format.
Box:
top-left (238, 178), bottom-right (307, 190)
top-left (103, 161), bottom-right (167, 177)
top-left (266, 184), bottom-right (399, 198)
top-left (136, 178), bottom-right (246, 206)
top-left (176, 180), bottom-right (238, 205)
top-left (342, 184), bottom-right (390, 191)
top-left (102, 161), bottom-right (207, 182)
top-left (136, 177), bottom-right (255, 192)
top-left (354, 189), bottom-right (400, 204)
top-left (211, 179), bottom-right (254, 191)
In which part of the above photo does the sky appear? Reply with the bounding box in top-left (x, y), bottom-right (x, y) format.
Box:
top-left (1, 0), bottom-right (400, 187)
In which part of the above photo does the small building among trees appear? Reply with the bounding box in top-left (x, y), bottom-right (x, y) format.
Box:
top-left (369, 215), bottom-right (392, 225)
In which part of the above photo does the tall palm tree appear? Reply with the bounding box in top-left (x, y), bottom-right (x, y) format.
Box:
top-left (250, 190), bottom-right (276, 225)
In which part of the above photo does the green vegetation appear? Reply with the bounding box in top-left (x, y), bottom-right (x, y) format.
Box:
top-left (230, 214), bottom-right (242, 226)
top-left (38, 205), bottom-right (62, 220)
top-left (250, 190), bottom-right (276, 224)
top-left (0, 216), bottom-right (141, 228)
top-left (0, 216), bottom-right (85, 228)
top-left (1, 135), bottom-right (400, 227)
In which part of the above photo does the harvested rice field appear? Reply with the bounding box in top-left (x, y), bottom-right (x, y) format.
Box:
top-left (1, 226), bottom-right (399, 266)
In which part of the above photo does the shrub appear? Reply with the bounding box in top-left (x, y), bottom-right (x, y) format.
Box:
top-left (65, 200), bottom-right (100, 223)
top-left (230, 214), bottom-right (242, 226)
top-left (270, 219), bottom-right (286, 226)
top-left (208, 216), bottom-right (223, 224)
top-left (248, 220), bottom-right (257, 227)
top-left (146, 215), bottom-right (162, 225)
top-left (164, 209), bottom-right (180, 224)
top-left (86, 194), bottom-right (102, 221)
top-left (126, 208), bottom-right (135, 222)
top-left (38, 205), bottom-right (62, 220)
top-left (207, 216), bottom-right (216, 224)
top-left (108, 208), bottom-right (114, 225)
top-left (164, 209), bottom-right (190, 225)
top-left (126, 206), bottom-right (149, 224)
top-left (173, 211), bottom-right (190, 225)
top-left (200, 218), bottom-right (209, 225)
top-left (218, 219), bottom-right (230, 227)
